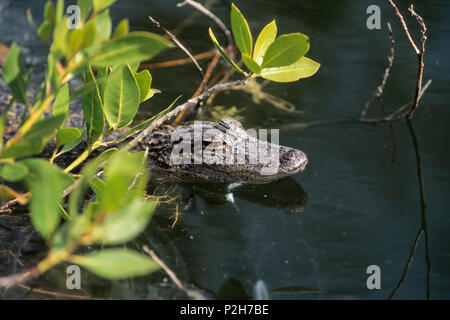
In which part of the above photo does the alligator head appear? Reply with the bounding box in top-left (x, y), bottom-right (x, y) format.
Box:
top-left (144, 118), bottom-right (308, 183)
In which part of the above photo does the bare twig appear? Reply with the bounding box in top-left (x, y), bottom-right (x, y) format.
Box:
top-left (143, 246), bottom-right (184, 290)
top-left (149, 16), bottom-right (207, 91)
top-left (142, 50), bottom-right (217, 69)
top-left (387, 1), bottom-right (427, 118)
top-left (177, 0), bottom-right (233, 52)
top-left (0, 266), bottom-right (40, 288)
top-left (360, 23), bottom-right (395, 119)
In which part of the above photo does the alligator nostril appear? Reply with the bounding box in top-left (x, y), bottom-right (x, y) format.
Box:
top-left (282, 150), bottom-right (296, 161)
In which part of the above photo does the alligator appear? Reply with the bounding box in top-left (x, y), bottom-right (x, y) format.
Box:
top-left (0, 80), bottom-right (307, 183)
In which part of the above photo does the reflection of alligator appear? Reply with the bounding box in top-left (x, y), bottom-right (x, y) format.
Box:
top-left (0, 76), bottom-right (308, 183)
top-left (152, 177), bottom-right (308, 214)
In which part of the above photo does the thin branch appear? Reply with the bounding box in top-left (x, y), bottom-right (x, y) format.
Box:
top-left (149, 16), bottom-right (207, 91)
top-left (387, 1), bottom-right (427, 119)
top-left (177, 0), bottom-right (233, 52)
top-left (387, 0), bottom-right (420, 54)
top-left (0, 266), bottom-right (40, 288)
top-left (142, 50), bottom-right (217, 69)
top-left (360, 23), bottom-right (395, 119)
top-left (143, 246), bottom-right (184, 290)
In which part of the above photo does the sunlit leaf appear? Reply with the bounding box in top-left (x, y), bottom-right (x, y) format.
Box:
top-left (88, 32), bottom-right (172, 68)
top-left (261, 33), bottom-right (309, 68)
top-left (230, 3), bottom-right (253, 56)
top-left (253, 20), bottom-right (277, 65)
top-left (261, 57), bottom-right (320, 82)
top-left (242, 53), bottom-right (261, 73)
top-left (56, 127), bottom-right (82, 146)
top-left (73, 249), bottom-right (159, 280)
top-left (77, 0), bottom-right (93, 22)
top-left (2, 43), bottom-right (29, 104)
top-left (0, 115), bottom-right (65, 159)
top-left (134, 69), bottom-right (152, 103)
top-left (53, 83), bottom-right (70, 127)
top-left (91, 199), bottom-right (155, 245)
top-left (93, 0), bottom-right (116, 13)
top-left (208, 28), bottom-right (245, 74)
top-left (0, 163), bottom-right (29, 182)
top-left (103, 64), bottom-right (140, 129)
top-left (112, 19), bottom-right (129, 38)
top-left (99, 150), bottom-right (146, 212)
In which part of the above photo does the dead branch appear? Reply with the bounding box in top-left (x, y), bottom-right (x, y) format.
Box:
top-left (387, 1), bottom-right (427, 118)
top-left (149, 16), bottom-right (207, 91)
top-left (177, 0), bottom-right (233, 52)
top-left (0, 266), bottom-right (40, 288)
top-left (360, 23), bottom-right (395, 119)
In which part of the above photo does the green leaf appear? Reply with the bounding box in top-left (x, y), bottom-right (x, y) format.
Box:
top-left (99, 151), bottom-right (146, 212)
top-left (37, 20), bottom-right (54, 44)
top-left (103, 64), bottom-right (140, 130)
top-left (22, 159), bottom-right (73, 239)
top-left (261, 56), bottom-right (320, 83)
top-left (0, 163), bottom-right (29, 182)
top-left (93, 0), bottom-right (116, 13)
top-left (208, 28), bottom-right (245, 74)
top-left (261, 33), bottom-right (309, 68)
top-left (88, 32), bottom-right (173, 68)
top-left (58, 128), bottom-right (86, 155)
top-left (91, 199), bottom-right (155, 245)
top-left (134, 69), bottom-right (152, 103)
top-left (242, 53), bottom-right (261, 73)
top-left (44, 0), bottom-right (56, 22)
top-left (96, 66), bottom-right (109, 99)
top-left (2, 43), bottom-right (29, 104)
top-left (56, 127), bottom-right (82, 146)
top-left (0, 115), bottom-right (65, 159)
top-left (77, 0), bottom-right (93, 22)
top-left (253, 20), bottom-right (277, 65)
top-left (82, 65), bottom-right (105, 144)
top-left (81, 10), bottom-right (112, 58)
top-left (68, 148), bottom-right (116, 216)
top-left (53, 84), bottom-right (70, 127)
top-left (73, 249), bottom-right (159, 280)
top-left (51, 17), bottom-right (71, 59)
top-left (230, 3), bottom-right (252, 56)
top-left (112, 19), bottom-right (129, 38)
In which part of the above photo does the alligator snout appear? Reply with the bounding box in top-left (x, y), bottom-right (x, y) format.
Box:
top-left (279, 148), bottom-right (308, 174)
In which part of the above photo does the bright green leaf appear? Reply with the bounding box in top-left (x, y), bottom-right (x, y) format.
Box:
top-left (112, 19), bottom-right (129, 38)
top-left (261, 56), bottom-right (320, 82)
top-left (73, 249), bottom-right (159, 280)
top-left (37, 20), bottom-right (54, 44)
top-left (88, 31), bottom-right (172, 68)
top-left (134, 69), bottom-right (152, 103)
top-left (261, 33), bottom-right (309, 68)
top-left (2, 43), bottom-right (29, 104)
top-left (93, 0), bottom-right (116, 13)
top-left (209, 28), bottom-right (245, 74)
top-left (53, 84), bottom-right (70, 127)
top-left (77, 0), bottom-right (93, 22)
top-left (59, 128), bottom-right (86, 156)
top-left (91, 199), bottom-right (155, 245)
top-left (103, 64), bottom-right (140, 130)
top-left (253, 20), bottom-right (277, 65)
top-left (0, 163), bottom-right (29, 182)
top-left (242, 53), bottom-right (261, 73)
top-left (230, 3), bottom-right (252, 56)
top-left (56, 127), bottom-right (82, 146)
top-left (0, 115), bottom-right (65, 159)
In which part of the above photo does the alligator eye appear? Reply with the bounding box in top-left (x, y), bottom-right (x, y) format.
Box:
top-left (282, 150), bottom-right (297, 161)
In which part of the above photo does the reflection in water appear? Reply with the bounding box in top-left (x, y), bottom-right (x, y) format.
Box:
top-left (182, 177), bottom-right (308, 214)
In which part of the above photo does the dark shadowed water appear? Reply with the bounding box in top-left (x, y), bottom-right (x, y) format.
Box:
top-left (0, 0), bottom-right (449, 299)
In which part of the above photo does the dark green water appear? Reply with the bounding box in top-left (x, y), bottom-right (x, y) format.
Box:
top-left (1, 0), bottom-right (449, 299)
